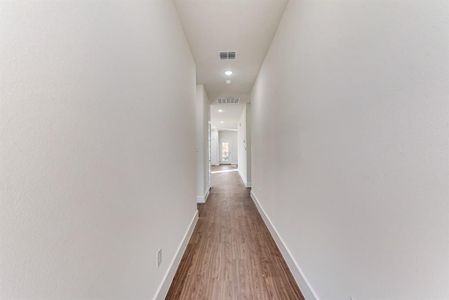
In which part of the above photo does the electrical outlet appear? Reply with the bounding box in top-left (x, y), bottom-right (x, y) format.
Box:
top-left (157, 249), bottom-right (162, 267)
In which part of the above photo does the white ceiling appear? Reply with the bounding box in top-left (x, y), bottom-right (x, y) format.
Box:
top-left (210, 103), bottom-right (244, 130)
top-left (174, 0), bottom-right (288, 104)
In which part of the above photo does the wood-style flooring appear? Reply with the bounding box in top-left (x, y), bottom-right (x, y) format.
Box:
top-left (166, 164), bottom-right (304, 300)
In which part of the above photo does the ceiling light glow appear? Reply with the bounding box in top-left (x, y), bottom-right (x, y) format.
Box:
top-left (218, 109), bottom-right (223, 112)
top-left (220, 121), bottom-right (224, 124)
top-left (226, 80), bottom-right (231, 84)
top-left (225, 70), bottom-right (233, 76)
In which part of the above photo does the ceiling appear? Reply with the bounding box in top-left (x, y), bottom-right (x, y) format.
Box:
top-left (210, 103), bottom-right (244, 130)
top-left (174, 0), bottom-right (289, 104)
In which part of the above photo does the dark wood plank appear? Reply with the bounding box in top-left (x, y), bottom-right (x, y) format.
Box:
top-left (166, 165), bottom-right (304, 300)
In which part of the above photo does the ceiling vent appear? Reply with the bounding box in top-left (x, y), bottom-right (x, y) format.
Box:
top-left (219, 51), bottom-right (236, 60)
top-left (217, 97), bottom-right (240, 104)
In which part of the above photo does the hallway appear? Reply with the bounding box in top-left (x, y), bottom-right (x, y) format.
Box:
top-left (166, 165), bottom-right (303, 299)
top-left (1, 1), bottom-right (448, 299)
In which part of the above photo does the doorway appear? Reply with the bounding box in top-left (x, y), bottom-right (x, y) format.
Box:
top-left (221, 142), bottom-right (230, 163)
top-left (219, 130), bottom-right (237, 165)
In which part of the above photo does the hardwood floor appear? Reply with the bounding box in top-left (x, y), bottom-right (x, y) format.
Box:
top-left (166, 165), bottom-right (304, 300)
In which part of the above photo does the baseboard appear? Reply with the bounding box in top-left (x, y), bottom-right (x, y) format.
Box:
top-left (238, 169), bottom-right (250, 188)
top-left (196, 188), bottom-right (210, 203)
top-left (250, 191), bottom-right (319, 300)
top-left (152, 209), bottom-right (199, 300)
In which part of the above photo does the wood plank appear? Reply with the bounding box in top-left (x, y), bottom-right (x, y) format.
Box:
top-left (166, 165), bottom-right (304, 300)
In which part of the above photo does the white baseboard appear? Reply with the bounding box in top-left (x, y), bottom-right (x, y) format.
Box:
top-left (238, 170), bottom-right (251, 188)
top-left (152, 210), bottom-right (199, 300)
top-left (196, 188), bottom-right (210, 203)
top-left (250, 191), bottom-right (319, 300)
top-left (238, 169), bottom-right (247, 187)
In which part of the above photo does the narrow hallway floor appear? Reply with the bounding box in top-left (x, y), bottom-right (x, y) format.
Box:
top-left (166, 165), bottom-right (304, 300)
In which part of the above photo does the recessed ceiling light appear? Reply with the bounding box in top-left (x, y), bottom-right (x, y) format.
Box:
top-left (220, 121), bottom-right (224, 124)
top-left (218, 109), bottom-right (223, 113)
top-left (226, 80), bottom-right (231, 84)
top-left (225, 70), bottom-right (232, 76)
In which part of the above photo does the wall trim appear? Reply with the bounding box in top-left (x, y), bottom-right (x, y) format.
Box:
top-left (238, 169), bottom-right (251, 188)
top-left (196, 188), bottom-right (210, 203)
top-left (250, 191), bottom-right (319, 300)
top-left (152, 209), bottom-right (199, 300)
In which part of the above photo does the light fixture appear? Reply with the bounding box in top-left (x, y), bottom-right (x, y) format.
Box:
top-left (225, 70), bottom-right (232, 76)
top-left (218, 109), bottom-right (223, 113)
top-left (220, 121), bottom-right (224, 124)
top-left (225, 80), bottom-right (231, 84)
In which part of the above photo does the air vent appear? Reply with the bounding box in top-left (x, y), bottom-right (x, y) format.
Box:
top-left (217, 97), bottom-right (240, 104)
top-left (219, 51), bottom-right (236, 60)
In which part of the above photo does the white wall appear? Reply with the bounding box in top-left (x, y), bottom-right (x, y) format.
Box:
top-left (250, 1), bottom-right (449, 300)
top-left (246, 105), bottom-right (251, 185)
top-left (0, 1), bottom-right (197, 299)
top-left (210, 128), bottom-right (219, 166)
top-left (195, 85), bottom-right (210, 202)
top-left (237, 104), bottom-right (251, 187)
top-left (219, 130), bottom-right (238, 165)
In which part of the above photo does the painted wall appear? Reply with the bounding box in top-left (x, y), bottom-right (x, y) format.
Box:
top-left (210, 128), bottom-right (220, 166)
top-left (237, 104), bottom-right (251, 187)
top-left (0, 1), bottom-right (197, 299)
top-left (195, 85), bottom-right (210, 203)
top-left (219, 130), bottom-right (238, 165)
top-left (250, 0), bottom-right (449, 299)
top-left (246, 105), bottom-right (251, 186)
